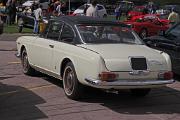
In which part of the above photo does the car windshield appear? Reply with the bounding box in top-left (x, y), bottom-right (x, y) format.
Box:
top-left (77, 24), bottom-right (143, 44)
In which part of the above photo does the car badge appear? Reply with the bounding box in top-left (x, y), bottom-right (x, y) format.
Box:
top-left (149, 60), bottom-right (163, 65)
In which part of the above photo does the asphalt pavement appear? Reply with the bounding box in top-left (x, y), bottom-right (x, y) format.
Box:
top-left (0, 33), bottom-right (180, 120)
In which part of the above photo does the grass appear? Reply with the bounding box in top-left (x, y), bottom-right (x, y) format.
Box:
top-left (106, 15), bottom-right (127, 21)
top-left (4, 24), bottom-right (33, 33)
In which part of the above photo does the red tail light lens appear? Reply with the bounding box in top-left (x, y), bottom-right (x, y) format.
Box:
top-left (164, 71), bottom-right (173, 80)
top-left (99, 72), bottom-right (119, 81)
top-left (158, 71), bottom-right (173, 80)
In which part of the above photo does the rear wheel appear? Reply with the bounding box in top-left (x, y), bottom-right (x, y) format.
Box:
top-left (130, 88), bottom-right (151, 97)
top-left (63, 62), bottom-right (84, 100)
top-left (21, 49), bottom-right (35, 75)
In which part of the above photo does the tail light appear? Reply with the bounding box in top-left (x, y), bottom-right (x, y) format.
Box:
top-left (158, 71), bottom-right (173, 80)
top-left (99, 72), bottom-right (119, 81)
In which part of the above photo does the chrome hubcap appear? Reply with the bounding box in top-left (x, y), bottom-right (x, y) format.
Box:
top-left (63, 66), bottom-right (75, 95)
top-left (22, 52), bottom-right (28, 72)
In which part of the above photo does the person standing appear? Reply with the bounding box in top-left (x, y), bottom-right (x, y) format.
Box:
top-left (11, 0), bottom-right (17, 24)
top-left (115, 5), bottom-right (121, 20)
top-left (33, 5), bottom-right (42, 34)
top-left (56, 1), bottom-right (62, 16)
top-left (86, 0), bottom-right (98, 17)
top-left (168, 8), bottom-right (180, 25)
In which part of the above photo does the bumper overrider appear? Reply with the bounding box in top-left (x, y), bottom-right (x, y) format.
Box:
top-left (85, 78), bottom-right (175, 89)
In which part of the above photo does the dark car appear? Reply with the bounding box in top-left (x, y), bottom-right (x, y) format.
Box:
top-left (17, 9), bottom-right (48, 33)
top-left (143, 23), bottom-right (180, 75)
top-left (17, 11), bottom-right (35, 32)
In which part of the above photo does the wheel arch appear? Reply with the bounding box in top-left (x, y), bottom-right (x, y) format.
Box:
top-left (20, 45), bottom-right (26, 57)
top-left (60, 58), bottom-right (74, 78)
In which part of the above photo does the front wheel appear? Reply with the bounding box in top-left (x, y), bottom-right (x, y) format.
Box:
top-left (63, 62), bottom-right (84, 100)
top-left (130, 88), bottom-right (151, 97)
top-left (21, 49), bottom-right (35, 75)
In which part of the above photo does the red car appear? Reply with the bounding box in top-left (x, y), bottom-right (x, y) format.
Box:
top-left (124, 14), bottom-right (170, 38)
top-left (127, 6), bottom-right (147, 20)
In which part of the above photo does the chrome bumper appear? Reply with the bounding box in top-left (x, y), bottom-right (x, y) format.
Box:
top-left (15, 53), bottom-right (20, 58)
top-left (85, 78), bottom-right (175, 88)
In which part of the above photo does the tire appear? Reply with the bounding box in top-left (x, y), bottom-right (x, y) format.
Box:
top-left (63, 62), bottom-right (84, 100)
top-left (21, 49), bottom-right (35, 75)
top-left (130, 88), bottom-right (151, 97)
top-left (139, 29), bottom-right (148, 39)
top-left (18, 26), bottom-right (23, 33)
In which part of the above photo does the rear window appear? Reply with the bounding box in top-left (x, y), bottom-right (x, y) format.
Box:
top-left (77, 24), bottom-right (142, 44)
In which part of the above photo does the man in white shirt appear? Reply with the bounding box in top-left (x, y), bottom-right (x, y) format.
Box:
top-left (33, 5), bottom-right (42, 34)
top-left (168, 8), bottom-right (179, 25)
top-left (86, 0), bottom-right (98, 17)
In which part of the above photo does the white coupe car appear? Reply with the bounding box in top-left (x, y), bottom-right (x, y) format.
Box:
top-left (16, 16), bottom-right (174, 99)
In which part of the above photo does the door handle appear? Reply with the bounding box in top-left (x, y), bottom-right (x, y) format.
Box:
top-left (49, 45), bottom-right (54, 48)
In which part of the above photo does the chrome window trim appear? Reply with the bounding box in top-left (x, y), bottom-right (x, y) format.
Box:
top-left (75, 25), bottom-right (86, 44)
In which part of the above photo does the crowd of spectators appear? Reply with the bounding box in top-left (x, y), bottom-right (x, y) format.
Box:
top-left (0, 0), bottom-right (179, 34)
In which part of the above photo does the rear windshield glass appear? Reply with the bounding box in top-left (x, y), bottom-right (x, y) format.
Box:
top-left (77, 24), bottom-right (143, 44)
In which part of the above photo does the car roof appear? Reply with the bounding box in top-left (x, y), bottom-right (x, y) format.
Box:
top-left (52, 16), bottom-right (129, 27)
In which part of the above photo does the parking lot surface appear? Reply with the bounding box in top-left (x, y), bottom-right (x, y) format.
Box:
top-left (0, 34), bottom-right (180, 120)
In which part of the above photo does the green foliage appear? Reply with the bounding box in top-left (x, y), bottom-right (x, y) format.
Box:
top-left (4, 24), bottom-right (32, 33)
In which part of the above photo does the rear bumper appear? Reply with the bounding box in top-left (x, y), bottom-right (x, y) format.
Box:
top-left (85, 78), bottom-right (175, 89)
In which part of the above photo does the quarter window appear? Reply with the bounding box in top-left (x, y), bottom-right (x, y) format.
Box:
top-left (47, 21), bottom-right (63, 40)
top-left (60, 24), bottom-right (75, 43)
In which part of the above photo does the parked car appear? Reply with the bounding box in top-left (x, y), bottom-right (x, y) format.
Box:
top-left (72, 4), bottom-right (107, 17)
top-left (124, 14), bottom-right (170, 38)
top-left (17, 7), bottom-right (48, 33)
top-left (16, 16), bottom-right (174, 99)
top-left (127, 6), bottom-right (147, 20)
top-left (0, 17), bottom-right (3, 34)
top-left (143, 23), bottom-right (180, 76)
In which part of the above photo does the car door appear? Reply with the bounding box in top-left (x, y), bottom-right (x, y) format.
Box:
top-left (151, 19), bottom-right (167, 36)
top-left (32, 21), bottom-right (63, 71)
top-left (23, 13), bottom-right (34, 27)
top-left (52, 23), bottom-right (76, 74)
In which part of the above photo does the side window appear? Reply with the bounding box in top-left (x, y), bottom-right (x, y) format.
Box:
top-left (47, 21), bottom-right (63, 40)
top-left (60, 24), bottom-right (75, 43)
